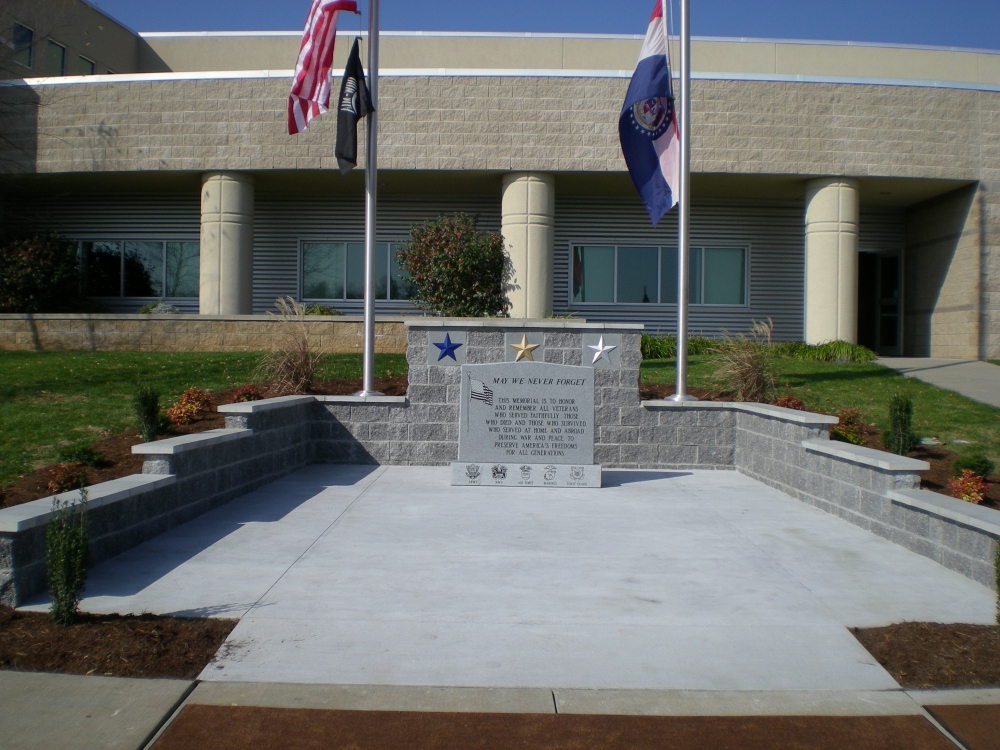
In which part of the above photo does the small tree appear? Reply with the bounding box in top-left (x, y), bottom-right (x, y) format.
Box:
top-left (396, 214), bottom-right (511, 317)
top-left (46, 486), bottom-right (90, 625)
top-left (0, 233), bottom-right (80, 313)
top-left (133, 384), bottom-right (160, 443)
top-left (882, 392), bottom-right (916, 456)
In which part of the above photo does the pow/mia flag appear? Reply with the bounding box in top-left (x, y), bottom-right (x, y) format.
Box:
top-left (335, 38), bottom-right (374, 176)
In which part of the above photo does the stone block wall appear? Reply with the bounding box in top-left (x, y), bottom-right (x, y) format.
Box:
top-left (0, 314), bottom-right (408, 353)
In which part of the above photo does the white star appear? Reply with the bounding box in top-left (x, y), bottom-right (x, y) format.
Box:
top-left (588, 335), bottom-right (617, 364)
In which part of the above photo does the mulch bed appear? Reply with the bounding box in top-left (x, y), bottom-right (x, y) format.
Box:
top-left (925, 704), bottom-right (1000, 750)
top-left (0, 375), bottom-right (408, 509)
top-left (853, 622), bottom-right (1000, 689)
top-left (151, 705), bottom-right (954, 750)
top-left (0, 606), bottom-right (235, 680)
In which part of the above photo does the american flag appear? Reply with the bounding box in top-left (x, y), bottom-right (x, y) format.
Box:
top-left (470, 378), bottom-right (494, 406)
top-left (288, 0), bottom-right (358, 135)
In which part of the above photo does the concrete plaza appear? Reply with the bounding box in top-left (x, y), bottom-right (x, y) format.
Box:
top-left (25, 465), bottom-right (995, 692)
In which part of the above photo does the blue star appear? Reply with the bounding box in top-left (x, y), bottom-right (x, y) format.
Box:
top-left (433, 332), bottom-right (463, 361)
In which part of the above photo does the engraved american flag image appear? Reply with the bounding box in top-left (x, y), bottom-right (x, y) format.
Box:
top-left (469, 378), bottom-right (494, 406)
top-left (288, 0), bottom-right (358, 135)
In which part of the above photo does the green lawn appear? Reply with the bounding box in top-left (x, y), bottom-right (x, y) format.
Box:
top-left (0, 351), bottom-right (407, 487)
top-left (642, 356), bottom-right (1000, 464)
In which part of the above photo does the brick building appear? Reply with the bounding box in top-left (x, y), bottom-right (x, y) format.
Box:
top-left (1, 1), bottom-right (998, 358)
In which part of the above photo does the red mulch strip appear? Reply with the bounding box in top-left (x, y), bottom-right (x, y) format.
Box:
top-left (0, 606), bottom-right (235, 680)
top-left (1, 376), bottom-right (408, 509)
top-left (853, 623), bottom-right (1000, 689)
top-left (152, 705), bottom-right (954, 750)
top-left (925, 704), bottom-right (1000, 750)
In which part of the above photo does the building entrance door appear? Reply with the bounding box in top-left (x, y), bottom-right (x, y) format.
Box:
top-left (857, 251), bottom-right (902, 356)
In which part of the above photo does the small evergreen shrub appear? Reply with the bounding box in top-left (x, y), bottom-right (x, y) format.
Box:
top-left (773, 395), bottom-right (805, 411)
top-left (949, 470), bottom-right (990, 505)
top-left (133, 384), bottom-right (160, 443)
top-left (233, 384), bottom-right (263, 402)
top-left (46, 487), bottom-right (90, 625)
top-left (0, 233), bottom-right (81, 313)
top-left (138, 301), bottom-right (181, 314)
top-left (640, 334), bottom-right (716, 359)
top-left (56, 442), bottom-right (104, 467)
top-left (166, 387), bottom-right (212, 425)
top-left (829, 408), bottom-right (871, 446)
top-left (881, 392), bottom-right (916, 455)
top-left (953, 453), bottom-right (996, 479)
top-left (303, 304), bottom-right (343, 316)
top-left (46, 462), bottom-right (87, 495)
top-left (396, 213), bottom-right (511, 317)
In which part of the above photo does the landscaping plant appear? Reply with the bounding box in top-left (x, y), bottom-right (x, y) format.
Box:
top-left (255, 297), bottom-right (319, 395)
top-left (46, 486), bottom-right (90, 625)
top-left (882, 392), bottom-right (916, 455)
top-left (304, 303), bottom-right (343, 315)
top-left (56, 442), bottom-right (104, 467)
top-left (133, 384), bottom-right (161, 443)
top-left (165, 387), bottom-right (212, 425)
top-left (773, 395), bottom-right (805, 411)
top-left (46, 462), bottom-right (88, 495)
top-left (953, 452), bottom-right (996, 479)
top-left (395, 213), bottom-right (512, 317)
top-left (829, 407), bottom-right (871, 446)
top-left (949, 470), bottom-right (990, 505)
top-left (232, 384), bottom-right (263, 402)
top-left (710, 319), bottom-right (775, 403)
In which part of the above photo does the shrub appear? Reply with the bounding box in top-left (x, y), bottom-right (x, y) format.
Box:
top-left (255, 297), bottom-right (319, 395)
top-left (774, 395), bottom-right (805, 411)
top-left (0, 233), bottom-right (81, 313)
top-left (138, 301), bottom-right (181, 314)
top-left (640, 334), bottom-right (717, 360)
top-left (949, 469), bottom-right (990, 505)
top-left (396, 213), bottom-right (511, 317)
top-left (772, 340), bottom-right (877, 364)
top-left (303, 304), bottom-right (343, 316)
top-left (881, 392), bottom-right (916, 455)
top-left (953, 452), bottom-right (996, 479)
top-left (46, 487), bottom-right (90, 625)
top-left (133, 384), bottom-right (160, 443)
top-left (829, 408), bottom-right (871, 446)
top-left (233, 384), bottom-right (263, 402)
top-left (56, 442), bottom-right (104, 467)
top-left (165, 387), bottom-right (212, 425)
top-left (710, 319), bottom-right (775, 403)
top-left (46, 462), bottom-right (87, 495)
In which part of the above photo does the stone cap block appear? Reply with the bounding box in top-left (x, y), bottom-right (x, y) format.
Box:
top-left (218, 395), bottom-right (315, 414)
top-left (132, 428), bottom-right (250, 455)
top-left (890, 489), bottom-right (1000, 537)
top-left (406, 318), bottom-right (644, 331)
top-left (0, 474), bottom-right (177, 533)
top-left (802, 439), bottom-right (929, 471)
top-left (643, 400), bottom-right (839, 425)
top-left (313, 395), bottom-right (408, 404)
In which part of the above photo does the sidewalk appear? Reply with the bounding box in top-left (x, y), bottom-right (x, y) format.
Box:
top-left (878, 357), bottom-right (1000, 408)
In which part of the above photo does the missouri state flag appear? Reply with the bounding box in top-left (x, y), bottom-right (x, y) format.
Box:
top-left (619, 1), bottom-right (680, 226)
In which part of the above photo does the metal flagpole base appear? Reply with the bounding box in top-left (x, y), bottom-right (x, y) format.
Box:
top-left (353, 389), bottom-right (384, 398)
top-left (667, 393), bottom-right (698, 402)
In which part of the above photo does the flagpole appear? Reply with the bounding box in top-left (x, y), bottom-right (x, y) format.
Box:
top-left (359, 0), bottom-right (381, 397)
top-left (669, 0), bottom-right (696, 402)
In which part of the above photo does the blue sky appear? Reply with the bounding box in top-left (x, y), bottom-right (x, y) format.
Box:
top-left (95, 0), bottom-right (1000, 51)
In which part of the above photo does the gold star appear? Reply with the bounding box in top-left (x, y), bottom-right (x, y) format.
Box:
top-left (509, 334), bottom-right (540, 362)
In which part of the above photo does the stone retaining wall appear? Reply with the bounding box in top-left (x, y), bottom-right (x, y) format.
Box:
top-left (0, 314), bottom-right (409, 353)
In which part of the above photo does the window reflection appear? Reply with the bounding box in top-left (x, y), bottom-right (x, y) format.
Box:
top-left (124, 241), bottom-right (163, 297)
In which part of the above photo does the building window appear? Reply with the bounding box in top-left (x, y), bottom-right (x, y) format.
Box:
top-left (79, 56), bottom-right (95, 76)
top-left (572, 245), bottom-right (747, 306)
top-left (82, 241), bottom-right (200, 298)
top-left (47, 40), bottom-right (66, 76)
top-left (301, 242), bottom-right (414, 301)
top-left (12, 23), bottom-right (32, 69)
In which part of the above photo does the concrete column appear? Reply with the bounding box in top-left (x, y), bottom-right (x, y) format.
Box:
top-left (200, 172), bottom-right (254, 315)
top-left (502, 172), bottom-right (554, 319)
top-left (804, 178), bottom-right (859, 344)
